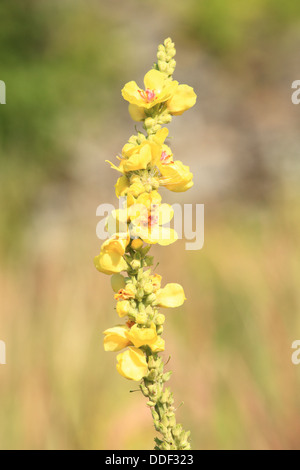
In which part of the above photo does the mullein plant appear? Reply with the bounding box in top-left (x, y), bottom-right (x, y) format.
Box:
top-left (95, 38), bottom-right (197, 450)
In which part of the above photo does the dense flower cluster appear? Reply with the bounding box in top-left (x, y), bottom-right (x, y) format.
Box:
top-left (95, 38), bottom-right (196, 450)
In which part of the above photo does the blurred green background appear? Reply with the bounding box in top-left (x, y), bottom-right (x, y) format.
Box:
top-left (1, 0), bottom-right (300, 450)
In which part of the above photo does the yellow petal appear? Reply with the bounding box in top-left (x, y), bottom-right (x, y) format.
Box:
top-left (116, 347), bottom-right (148, 381)
top-left (158, 203), bottom-right (174, 225)
top-left (116, 300), bottom-right (131, 318)
top-left (146, 227), bottom-right (178, 246)
top-left (128, 103), bottom-right (146, 122)
top-left (123, 144), bottom-right (152, 172)
top-left (151, 336), bottom-right (165, 353)
top-left (127, 323), bottom-right (157, 348)
top-left (156, 283), bottom-right (186, 308)
top-left (151, 127), bottom-right (169, 146)
top-left (106, 159), bottom-right (124, 174)
top-left (94, 251), bottom-right (128, 275)
top-left (167, 84), bottom-right (197, 116)
top-left (115, 176), bottom-right (129, 198)
top-left (159, 160), bottom-right (194, 192)
top-left (122, 80), bottom-right (144, 106)
top-left (144, 69), bottom-right (166, 93)
top-left (103, 326), bottom-right (131, 352)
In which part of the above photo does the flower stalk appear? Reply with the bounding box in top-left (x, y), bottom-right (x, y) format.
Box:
top-left (95, 38), bottom-right (197, 450)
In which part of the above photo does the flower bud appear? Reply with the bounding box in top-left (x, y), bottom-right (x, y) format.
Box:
top-left (172, 424), bottom-right (182, 438)
top-left (155, 313), bottom-right (165, 325)
top-left (131, 238), bottom-right (143, 251)
top-left (130, 259), bottom-right (141, 271)
top-left (157, 60), bottom-right (167, 72)
top-left (136, 312), bottom-right (147, 325)
top-left (156, 325), bottom-right (164, 335)
top-left (145, 293), bottom-right (156, 305)
top-left (157, 51), bottom-right (166, 61)
top-left (145, 117), bottom-right (155, 129)
top-left (144, 282), bottom-right (153, 295)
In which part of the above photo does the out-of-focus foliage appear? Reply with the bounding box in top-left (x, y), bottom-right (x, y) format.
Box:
top-left (0, 0), bottom-right (125, 254)
top-left (0, 0), bottom-right (300, 451)
top-left (186, 0), bottom-right (300, 63)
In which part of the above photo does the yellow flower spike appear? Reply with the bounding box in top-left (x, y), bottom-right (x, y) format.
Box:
top-left (122, 69), bottom-right (178, 111)
top-left (96, 38), bottom-right (195, 450)
top-left (116, 300), bottom-right (131, 318)
top-left (103, 326), bottom-right (131, 352)
top-left (94, 234), bottom-right (129, 275)
top-left (116, 347), bottom-right (148, 381)
top-left (156, 283), bottom-right (187, 308)
top-left (167, 84), bottom-right (197, 116)
top-left (159, 160), bottom-right (194, 193)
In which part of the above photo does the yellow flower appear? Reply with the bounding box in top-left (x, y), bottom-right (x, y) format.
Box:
top-left (159, 159), bottom-right (194, 192)
top-left (116, 347), bottom-right (148, 381)
top-left (127, 323), bottom-right (165, 352)
top-left (108, 140), bottom-right (161, 174)
top-left (94, 234), bottom-right (129, 275)
top-left (129, 199), bottom-right (178, 246)
top-left (122, 69), bottom-right (178, 115)
top-left (103, 326), bottom-right (131, 352)
top-left (156, 283), bottom-right (186, 308)
top-left (167, 84), bottom-right (197, 116)
top-left (116, 300), bottom-right (131, 318)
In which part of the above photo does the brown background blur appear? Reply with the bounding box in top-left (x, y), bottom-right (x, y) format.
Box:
top-left (0, 0), bottom-right (300, 450)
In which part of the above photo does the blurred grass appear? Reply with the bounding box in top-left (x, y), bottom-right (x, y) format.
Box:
top-left (0, 0), bottom-right (300, 450)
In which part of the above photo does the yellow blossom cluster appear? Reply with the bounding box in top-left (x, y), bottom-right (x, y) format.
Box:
top-left (94, 38), bottom-right (196, 450)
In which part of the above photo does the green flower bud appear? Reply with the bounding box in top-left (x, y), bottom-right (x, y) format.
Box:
top-left (162, 371), bottom-right (172, 382)
top-left (172, 424), bottom-right (182, 438)
top-left (140, 383), bottom-right (149, 396)
top-left (147, 369), bottom-right (158, 381)
top-left (144, 282), bottom-right (153, 295)
top-left (156, 325), bottom-right (164, 335)
top-left (136, 312), bottom-right (147, 324)
top-left (145, 293), bottom-right (156, 305)
top-left (157, 60), bottom-right (167, 72)
top-left (136, 288), bottom-right (145, 300)
top-left (130, 260), bottom-right (141, 271)
top-left (161, 441), bottom-right (171, 450)
top-left (155, 313), bottom-right (165, 325)
top-left (145, 117), bottom-right (155, 128)
top-left (157, 51), bottom-right (166, 61)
